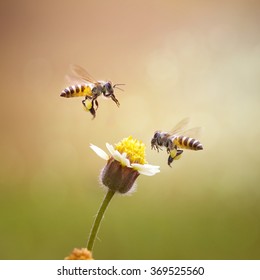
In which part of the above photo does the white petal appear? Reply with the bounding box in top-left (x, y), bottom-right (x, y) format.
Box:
top-left (119, 153), bottom-right (131, 167)
top-left (131, 163), bottom-right (160, 176)
top-left (90, 144), bottom-right (109, 160)
top-left (106, 143), bottom-right (116, 156)
top-left (106, 143), bottom-right (131, 167)
top-left (113, 150), bottom-right (131, 167)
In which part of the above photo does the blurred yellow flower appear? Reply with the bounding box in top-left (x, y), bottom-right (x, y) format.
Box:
top-left (65, 248), bottom-right (93, 260)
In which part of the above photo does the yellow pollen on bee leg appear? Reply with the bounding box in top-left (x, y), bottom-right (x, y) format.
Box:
top-left (83, 100), bottom-right (93, 111)
top-left (174, 154), bottom-right (182, 160)
top-left (170, 149), bottom-right (177, 158)
top-left (115, 136), bottom-right (147, 165)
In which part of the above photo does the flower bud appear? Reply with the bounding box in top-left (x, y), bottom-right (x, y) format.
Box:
top-left (101, 158), bottom-right (140, 194)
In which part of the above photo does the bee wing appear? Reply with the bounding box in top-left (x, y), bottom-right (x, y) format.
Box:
top-left (176, 127), bottom-right (202, 138)
top-left (170, 118), bottom-right (190, 135)
top-left (65, 74), bottom-right (85, 85)
top-left (67, 64), bottom-right (99, 85)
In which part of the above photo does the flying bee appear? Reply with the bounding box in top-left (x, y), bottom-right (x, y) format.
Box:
top-left (60, 65), bottom-right (124, 118)
top-left (151, 118), bottom-right (203, 167)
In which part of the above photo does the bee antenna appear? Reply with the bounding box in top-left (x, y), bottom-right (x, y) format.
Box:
top-left (113, 84), bottom-right (125, 92)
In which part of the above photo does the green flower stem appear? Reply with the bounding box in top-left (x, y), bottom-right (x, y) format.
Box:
top-left (87, 189), bottom-right (115, 252)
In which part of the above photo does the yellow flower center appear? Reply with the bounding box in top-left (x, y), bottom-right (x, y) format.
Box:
top-left (115, 136), bottom-right (147, 164)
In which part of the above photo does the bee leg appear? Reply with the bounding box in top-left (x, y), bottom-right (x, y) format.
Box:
top-left (82, 96), bottom-right (92, 108)
top-left (173, 150), bottom-right (183, 161)
top-left (156, 146), bottom-right (162, 152)
top-left (90, 107), bottom-right (96, 119)
top-left (82, 98), bottom-right (96, 119)
top-left (90, 95), bottom-right (98, 110)
top-left (168, 155), bottom-right (174, 167)
top-left (166, 139), bottom-right (174, 153)
top-left (110, 93), bottom-right (120, 107)
top-left (151, 143), bottom-right (160, 152)
top-left (168, 150), bottom-right (183, 167)
top-left (95, 99), bottom-right (99, 111)
top-left (90, 98), bottom-right (97, 119)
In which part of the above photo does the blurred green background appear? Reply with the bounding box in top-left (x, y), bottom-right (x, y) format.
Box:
top-left (1, 0), bottom-right (260, 259)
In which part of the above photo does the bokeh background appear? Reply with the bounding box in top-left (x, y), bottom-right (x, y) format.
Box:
top-left (1, 0), bottom-right (260, 259)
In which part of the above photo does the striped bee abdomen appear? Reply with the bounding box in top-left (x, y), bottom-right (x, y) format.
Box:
top-left (175, 136), bottom-right (203, 151)
top-left (60, 84), bottom-right (92, 98)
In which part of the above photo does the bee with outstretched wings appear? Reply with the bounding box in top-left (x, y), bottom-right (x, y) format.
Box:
top-left (60, 65), bottom-right (124, 119)
top-left (151, 118), bottom-right (203, 167)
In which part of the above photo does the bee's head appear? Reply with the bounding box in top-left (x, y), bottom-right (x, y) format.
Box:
top-left (102, 81), bottom-right (124, 107)
top-left (103, 82), bottom-right (114, 97)
top-left (153, 131), bottom-right (161, 139)
top-left (151, 131), bottom-right (161, 149)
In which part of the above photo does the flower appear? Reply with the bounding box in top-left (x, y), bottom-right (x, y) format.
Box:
top-left (65, 248), bottom-right (93, 260)
top-left (90, 136), bottom-right (160, 194)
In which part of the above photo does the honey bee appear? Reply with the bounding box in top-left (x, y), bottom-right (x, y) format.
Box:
top-left (151, 118), bottom-right (203, 167)
top-left (60, 65), bottom-right (124, 118)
